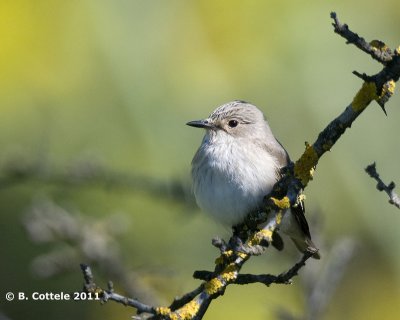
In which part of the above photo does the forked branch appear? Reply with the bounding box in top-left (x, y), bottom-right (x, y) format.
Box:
top-left (365, 162), bottom-right (400, 209)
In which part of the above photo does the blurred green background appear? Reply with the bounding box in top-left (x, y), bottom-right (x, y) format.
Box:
top-left (1, 1), bottom-right (400, 319)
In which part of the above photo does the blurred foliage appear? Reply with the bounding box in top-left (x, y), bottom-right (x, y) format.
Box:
top-left (1, 1), bottom-right (400, 319)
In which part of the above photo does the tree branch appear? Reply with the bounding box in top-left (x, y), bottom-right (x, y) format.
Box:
top-left (330, 12), bottom-right (394, 64)
top-left (80, 264), bottom-right (156, 314)
top-left (274, 11), bottom-right (399, 214)
top-left (365, 162), bottom-right (400, 209)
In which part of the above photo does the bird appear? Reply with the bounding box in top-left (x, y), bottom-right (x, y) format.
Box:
top-left (187, 100), bottom-right (320, 258)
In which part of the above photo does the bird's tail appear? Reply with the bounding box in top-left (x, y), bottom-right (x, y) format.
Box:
top-left (291, 237), bottom-right (321, 259)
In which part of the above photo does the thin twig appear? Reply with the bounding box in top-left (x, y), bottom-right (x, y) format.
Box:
top-left (236, 252), bottom-right (313, 286)
top-left (80, 264), bottom-right (156, 314)
top-left (169, 285), bottom-right (204, 310)
top-left (365, 162), bottom-right (400, 209)
top-left (330, 12), bottom-right (393, 64)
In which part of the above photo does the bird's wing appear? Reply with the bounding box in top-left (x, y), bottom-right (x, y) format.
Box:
top-left (263, 139), bottom-right (313, 239)
top-left (260, 138), bottom-right (290, 173)
top-left (274, 139), bottom-right (291, 166)
top-left (291, 198), bottom-right (312, 239)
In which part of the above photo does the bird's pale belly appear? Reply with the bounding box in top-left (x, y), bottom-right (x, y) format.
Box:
top-left (193, 166), bottom-right (275, 226)
top-left (192, 140), bottom-right (279, 226)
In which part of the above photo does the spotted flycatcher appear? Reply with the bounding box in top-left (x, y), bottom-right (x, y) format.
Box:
top-left (187, 100), bottom-right (319, 258)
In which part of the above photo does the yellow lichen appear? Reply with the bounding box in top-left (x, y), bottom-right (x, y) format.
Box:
top-left (369, 39), bottom-right (388, 51)
top-left (215, 249), bottom-right (234, 265)
top-left (378, 80), bottom-right (396, 103)
top-left (156, 306), bottom-right (171, 316)
top-left (275, 210), bottom-right (283, 225)
top-left (249, 228), bottom-right (273, 246)
top-left (236, 251), bottom-right (248, 260)
top-left (221, 263), bottom-right (237, 281)
top-left (176, 300), bottom-right (200, 320)
top-left (204, 277), bottom-right (223, 295)
top-left (271, 196), bottom-right (290, 210)
top-left (352, 82), bottom-right (378, 112)
top-left (294, 142), bottom-right (318, 186)
top-left (259, 228), bottom-right (273, 239)
top-left (385, 80), bottom-right (396, 95)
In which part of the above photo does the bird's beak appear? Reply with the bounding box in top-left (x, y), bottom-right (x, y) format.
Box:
top-left (186, 119), bottom-right (214, 129)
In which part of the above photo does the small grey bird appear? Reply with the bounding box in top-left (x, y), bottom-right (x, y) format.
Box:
top-left (187, 100), bottom-right (319, 258)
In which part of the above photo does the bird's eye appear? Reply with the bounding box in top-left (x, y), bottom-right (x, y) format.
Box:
top-left (228, 120), bottom-right (238, 128)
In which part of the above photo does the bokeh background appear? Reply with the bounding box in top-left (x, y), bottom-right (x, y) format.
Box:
top-left (1, 1), bottom-right (400, 319)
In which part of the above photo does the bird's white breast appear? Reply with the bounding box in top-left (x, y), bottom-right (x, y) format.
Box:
top-left (192, 135), bottom-right (279, 226)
